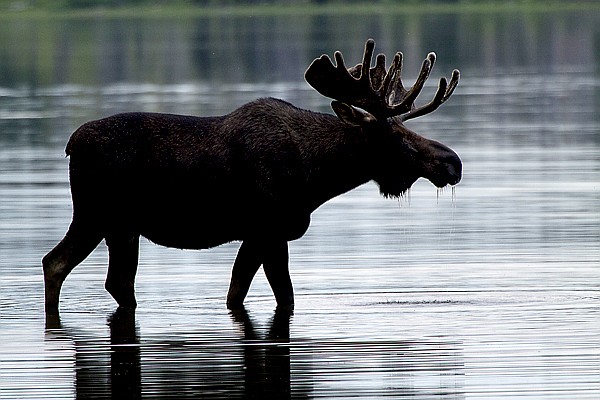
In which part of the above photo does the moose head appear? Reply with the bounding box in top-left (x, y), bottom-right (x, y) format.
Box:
top-left (305, 39), bottom-right (462, 198)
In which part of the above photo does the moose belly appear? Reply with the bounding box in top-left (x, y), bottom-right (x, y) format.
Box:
top-left (138, 204), bottom-right (310, 249)
top-left (141, 226), bottom-right (236, 250)
top-left (137, 201), bottom-right (243, 250)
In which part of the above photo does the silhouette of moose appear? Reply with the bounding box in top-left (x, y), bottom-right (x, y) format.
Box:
top-left (43, 39), bottom-right (462, 313)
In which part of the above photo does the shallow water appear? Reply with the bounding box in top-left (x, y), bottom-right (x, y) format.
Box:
top-left (1, 10), bottom-right (600, 399)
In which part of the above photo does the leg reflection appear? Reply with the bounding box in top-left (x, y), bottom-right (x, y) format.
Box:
top-left (47, 309), bottom-right (142, 399)
top-left (265, 307), bottom-right (293, 397)
top-left (108, 307), bottom-right (141, 400)
top-left (230, 307), bottom-right (293, 399)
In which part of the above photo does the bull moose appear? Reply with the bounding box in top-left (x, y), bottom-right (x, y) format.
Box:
top-left (43, 39), bottom-right (462, 313)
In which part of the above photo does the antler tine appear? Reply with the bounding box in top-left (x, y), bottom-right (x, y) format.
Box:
top-left (393, 52), bottom-right (436, 113)
top-left (383, 52), bottom-right (404, 106)
top-left (401, 77), bottom-right (448, 122)
top-left (444, 69), bottom-right (460, 101)
top-left (401, 68), bottom-right (460, 122)
top-left (370, 53), bottom-right (387, 90)
top-left (333, 50), bottom-right (348, 71)
top-left (359, 39), bottom-right (375, 88)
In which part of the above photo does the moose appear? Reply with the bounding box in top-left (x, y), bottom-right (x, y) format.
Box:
top-left (43, 39), bottom-right (461, 313)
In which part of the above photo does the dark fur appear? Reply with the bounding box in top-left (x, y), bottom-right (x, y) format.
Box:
top-left (43, 97), bottom-right (461, 312)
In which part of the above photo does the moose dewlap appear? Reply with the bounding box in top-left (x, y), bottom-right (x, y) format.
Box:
top-left (43, 39), bottom-right (461, 313)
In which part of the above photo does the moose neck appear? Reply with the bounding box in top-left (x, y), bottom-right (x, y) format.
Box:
top-left (298, 114), bottom-right (374, 211)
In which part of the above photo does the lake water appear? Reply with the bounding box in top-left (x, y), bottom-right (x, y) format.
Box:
top-left (1, 9), bottom-right (599, 399)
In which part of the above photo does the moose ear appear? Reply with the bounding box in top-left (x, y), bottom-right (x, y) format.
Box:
top-left (331, 101), bottom-right (377, 126)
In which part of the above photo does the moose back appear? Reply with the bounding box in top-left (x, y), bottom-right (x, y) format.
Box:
top-left (43, 39), bottom-right (462, 313)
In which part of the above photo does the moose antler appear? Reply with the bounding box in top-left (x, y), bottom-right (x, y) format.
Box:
top-left (305, 39), bottom-right (460, 122)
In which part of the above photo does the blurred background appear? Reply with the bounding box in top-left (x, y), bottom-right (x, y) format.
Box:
top-left (1, 1), bottom-right (599, 399)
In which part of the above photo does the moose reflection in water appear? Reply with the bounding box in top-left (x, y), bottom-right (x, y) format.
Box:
top-left (45, 308), bottom-right (299, 399)
top-left (45, 309), bottom-right (464, 398)
top-left (42, 39), bottom-right (462, 313)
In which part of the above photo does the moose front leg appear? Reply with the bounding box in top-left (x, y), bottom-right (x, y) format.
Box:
top-left (263, 241), bottom-right (294, 310)
top-left (226, 240), bottom-right (294, 310)
top-left (227, 240), bottom-right (263, 310)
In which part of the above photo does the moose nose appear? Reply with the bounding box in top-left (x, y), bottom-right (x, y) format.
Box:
top-left (445, 152), bottom-right (462, 185)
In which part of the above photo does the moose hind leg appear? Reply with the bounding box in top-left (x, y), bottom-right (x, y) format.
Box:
top-left (263, 241), bottom-right (294, 310)
top-left (42, 222), bottom-right (103, 313)
top-left (227, 241), bottom-right (263, 310)
top-left (105, 235), bottom-right (140, 310)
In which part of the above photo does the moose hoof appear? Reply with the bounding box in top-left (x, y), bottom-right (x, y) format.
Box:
top-left (107, 290), bottom-right (137, 310)
top-left (275, 295), bottom-right (295, 311)
top-left (275, 303), bottom-right (295, 313)
top-left (226, 298), bottom-right (245, 311)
